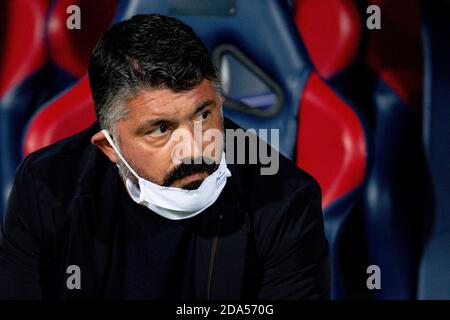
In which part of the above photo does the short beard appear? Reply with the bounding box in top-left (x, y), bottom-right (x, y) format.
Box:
top-left (112, 131), bottom-right (143, 187)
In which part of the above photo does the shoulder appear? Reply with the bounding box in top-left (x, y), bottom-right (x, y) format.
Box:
top-left (23, 122), bottom-right (100, 169)
top-left (224, 118), bottom-right (323, 258)
top-left (13, 122), bottom-right (108, 205)
top-left (230, 152), bottom-right (323, 265)
top-left (224, 117), bottom-right (322, 216)
top-left (229, 148), bottom-right (322, 225)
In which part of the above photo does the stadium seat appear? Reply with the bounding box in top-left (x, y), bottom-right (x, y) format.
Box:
top-left (293, 0), bottom-right (370, 298)
top-left (296, 72), bottom-right (369, 298)
top-left (23, 75), bottom-right (96, 156)
top-left (417, 0), bottom-right (450, 300)
top-left (1, 0), bottom-right (117, 220)
top-left (46, 0), bottom-right (118, 86)
top-left (111, 0), bottom-right (313, 160)
top-left (361, 0), bottom-right (426, 299)
top-left (22, 0), bottom-right (117, 153)
top-left (293, 0), bottom-right (362, 79)
top-left (296, 0), bottom-right (428, 299)
top-left (0, 0), bottom-right (49, 218)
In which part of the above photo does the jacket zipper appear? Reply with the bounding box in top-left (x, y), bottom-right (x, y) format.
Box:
top-left (206, 213), bottom-right (223, 300)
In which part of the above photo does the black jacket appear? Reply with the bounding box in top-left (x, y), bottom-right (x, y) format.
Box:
top-left (0, 119), bottom-right (329, 300)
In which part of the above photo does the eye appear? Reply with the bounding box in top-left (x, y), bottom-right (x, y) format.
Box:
top-left (198, 111), bottom-right (210, 121)
top-left (149, 124), bottom-right (170, 136)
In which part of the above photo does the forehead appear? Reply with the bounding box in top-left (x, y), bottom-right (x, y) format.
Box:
top-left (125, 79), bottom-right (218, 119)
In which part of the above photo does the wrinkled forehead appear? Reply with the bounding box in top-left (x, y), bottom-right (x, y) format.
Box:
top-left (124, 79), bottom-right (221, 121)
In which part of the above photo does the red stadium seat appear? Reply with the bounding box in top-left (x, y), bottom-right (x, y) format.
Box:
top-left (297, 72), bottom-right (367, 208)
top-left (0, 0), bottom-right (49, 217)
top-left (23, 75), bottom-right (96, 156)
top-left (293, 0), bottom-right (362, 79)
top-left (22, 0), bottom-right (117, 155)
top-left (47, 0), bottom-right (118, 78)
top-left (0, 0), bottom-right (47, 97)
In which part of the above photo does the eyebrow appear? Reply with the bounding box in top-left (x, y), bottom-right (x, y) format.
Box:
top-left (193, 99), bottom-right (216, 115)
top-left (134, 99), bottom-right (217, 135)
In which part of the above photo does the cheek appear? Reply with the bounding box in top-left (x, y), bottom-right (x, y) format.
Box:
top-left (144, 152), bottom-right (174, 183)
top-left (124, 144), bottom-right (173, 183)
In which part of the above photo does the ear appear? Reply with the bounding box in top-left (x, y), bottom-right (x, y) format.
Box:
top-left (91, 131), bottom-right (119, 163)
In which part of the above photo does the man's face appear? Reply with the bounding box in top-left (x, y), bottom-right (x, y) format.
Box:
top-left (106, 79), bottom-right (224, 189)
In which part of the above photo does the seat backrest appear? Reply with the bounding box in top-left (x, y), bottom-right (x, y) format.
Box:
top-left (365, 0), bottom-right (423, 111)
top-left (293, 0), bottom-right (362, 79)
top-left (22, 0), bottom-right (117, 156)
top-left (23, 76), bottom-right (96, 156)
top-left (418, 0), bottom-right (450, 300)
top-left (0, 0), bottom-right (49, 218)
top-left (361, 0), bottom-right (426, 299)
top-left (293, 0), bottom-right (370, 298)
top-left (296, 71), bottom-right (370, 299)
top-left (296, 72), bottom-right (367, 208)
top-left (113, 0), bottom-right (311, 160)
top-left (47, 0), bottom-right (118, 80)
top-left (0, 0), bottom-right (47, 98)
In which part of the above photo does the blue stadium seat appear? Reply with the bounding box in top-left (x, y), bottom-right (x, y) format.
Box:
top-left (361, 0), bottom-right (427, 299)
top-left (113, 0), bottom-right (311, 159)
top-left (417, 0), bottom-right (450, 300)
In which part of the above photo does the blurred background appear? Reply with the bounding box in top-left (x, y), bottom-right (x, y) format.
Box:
top-left (0, 0), bottom-right (449, 299)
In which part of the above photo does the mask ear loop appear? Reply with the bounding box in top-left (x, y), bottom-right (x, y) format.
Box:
top-left (101, 129), bottom-right (141, 180)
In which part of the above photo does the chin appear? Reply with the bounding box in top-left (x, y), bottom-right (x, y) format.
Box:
top-left (181, 179), bottom-right (204, 190)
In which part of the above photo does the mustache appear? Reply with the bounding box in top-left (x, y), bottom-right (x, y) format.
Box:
top-left (162, 157), bottom-right (219, 187)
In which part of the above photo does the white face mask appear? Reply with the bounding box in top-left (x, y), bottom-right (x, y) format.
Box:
top-left (102, 129), bottom-right (231, 220)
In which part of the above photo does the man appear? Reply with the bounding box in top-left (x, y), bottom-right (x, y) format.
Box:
top-left (0, 14), bottom-right (329, 299)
